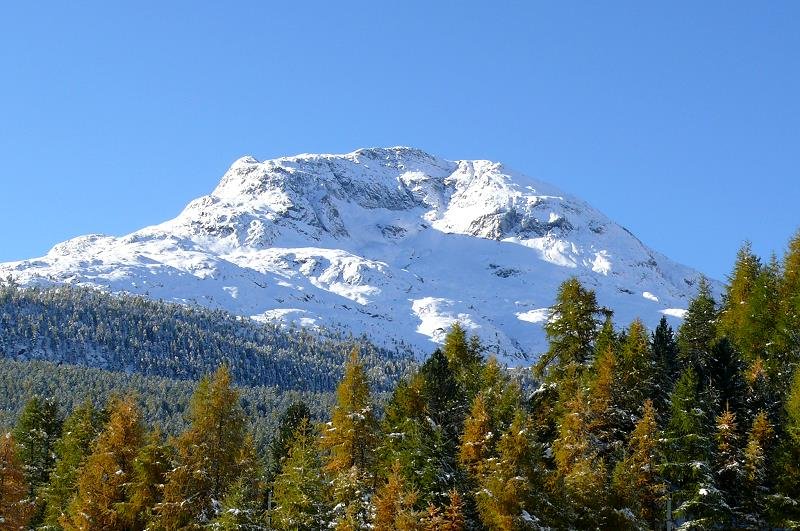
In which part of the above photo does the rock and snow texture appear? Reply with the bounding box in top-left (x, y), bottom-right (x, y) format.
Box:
top-left (0, 147), bottom-right (709, 364)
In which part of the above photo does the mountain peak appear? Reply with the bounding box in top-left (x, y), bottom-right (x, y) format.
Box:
top-left (0, 148), bottom-right (713, 363)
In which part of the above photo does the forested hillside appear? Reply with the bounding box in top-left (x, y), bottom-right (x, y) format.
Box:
top-left (2, 231), bottom-right (800, 529)
top-left (0, 280), bottom-right (415, 392)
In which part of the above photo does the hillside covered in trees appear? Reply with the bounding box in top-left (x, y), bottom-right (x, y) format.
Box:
top-left (0, 280), bottom-right (415, 392)
top-left (2, 230), bottom-right (800, 529)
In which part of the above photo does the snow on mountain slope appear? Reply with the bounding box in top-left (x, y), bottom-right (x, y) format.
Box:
top-left (0, 147), bottom-right (711, 363)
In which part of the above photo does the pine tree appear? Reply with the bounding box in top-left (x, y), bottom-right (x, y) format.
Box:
top-left (60, 395), bottom-right (146, 530)
top-left (41, 401), bottom-right (104, 527)
top-left (442, 324), bottom-right (483, 397)
top-left (771, 367), bottom-right (800, 526)
top-left (156, 365), bottom-right (249, 528)
top-left (0, 433), bottom-right (33, 530)
top-left (210, 434), bottom-right (265, 530)
top-left (271, 419), bottom-right (328, 531)
top-left (535, 278), bottom-right (602, 394)
top-left (617, 319), bottom-right (657, 430)
top-left (373, 461), bottom-right (422, 530)
top-left (611, 400), bottom-right (665, 530)
top-left (677, 277), bottom-right (717, 377)
top-left (651, 316), bottom-right (679, 416)
top-left (320, 348), bottom-right (379, 529)
top-left (12, 395), bottom-right (62, 524)
top-left (267, 401), bottom-right (311, 485)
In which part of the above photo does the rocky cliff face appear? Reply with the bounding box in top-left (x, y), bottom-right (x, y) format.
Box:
top-left (0, 147), bottom-right (710, 363)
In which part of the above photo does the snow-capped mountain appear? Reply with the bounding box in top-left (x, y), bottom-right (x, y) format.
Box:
top-left (0, 147), bottom-right (709, 363)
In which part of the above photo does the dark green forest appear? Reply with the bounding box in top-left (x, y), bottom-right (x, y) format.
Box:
top-left (3, 232), bottom-right (800, 529)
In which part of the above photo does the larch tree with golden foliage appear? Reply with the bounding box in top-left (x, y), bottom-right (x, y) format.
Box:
top-left (373, 461), bottom-right (422, 531)
top-left (0, 433), bottom-right (32, 530)
top-left (319, 348), bottom-right (379, 530)
top-left (155, 365), bottom-right (251, 529)
top-left (60, 395), bottom-right (145, 531)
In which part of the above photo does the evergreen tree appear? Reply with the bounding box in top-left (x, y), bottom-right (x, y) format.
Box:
top-left (156, 365), bottom-right (250, 528)
top-left (677, 277), bottom-right (718, 376)
top-left (442, 324), bottom-right (483, 398)
top-left (60, 395), bottom-right (146, 530)
top-left (267, 401), bottom-right (311, 485)
top-left (712, 407), bottom-right (740, 527)
top-left (271, 419), bottom-right (328, 531)
top-left (771, 367), bottom-right (800, 526)
top-left (535, 278), bottom-right (602, 394)
top-left (12, 394), bottom-right (62, 524)
top-left (611, 400), bottom-right (664, 530)
top-left (0, 433), bottom-right (32, 530)
top-left (617, 319), bottom-right (657, 430)
top-left (651, 316), bottom-right (679, 417)
top-left (741, 411), bottom-right (773, 527)
top-left (210, 434), bottom-right (265, 530)
top-left (41, 401), bottom-right (104, 527)
top-left (662, 368), bottom-right (726, 528)
top-left (319, 348), bottom-right (379, 529)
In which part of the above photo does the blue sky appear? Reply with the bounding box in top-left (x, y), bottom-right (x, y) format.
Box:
top-left (1, 1), bottom-right (798, 280)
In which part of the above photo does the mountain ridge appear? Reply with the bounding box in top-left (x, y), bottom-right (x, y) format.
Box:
top-left (0, 147), bottom-right (714, 363)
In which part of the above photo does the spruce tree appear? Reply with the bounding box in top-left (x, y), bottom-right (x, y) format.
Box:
top-left (41, 401), bottom-right (104, 527)
top-left (677, 277), bottom-right (717, 377)
top-left (271, 419), bottom-right (328, 531)
top-left (210, 434), bottom-right (265, 530)
top-left (156, 365), bottom-right (250, 528)
top-left (651, 316), bottom-right (679, 416)
top-left (60, 395), bottom-right (146, 530)
top-left (662, 368), bottom-right (726, 528)
top-left (267, 401), bottom-right (311, 485)
top-left (0, 433), bottom-right (32, 530)
top-left (617, 319), bottom-right (657, 430)
top-left (12, 394), bottom-right (62, 524)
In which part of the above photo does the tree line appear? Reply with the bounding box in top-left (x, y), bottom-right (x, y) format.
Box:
top-left (2, 231), bottom-right (800, 528)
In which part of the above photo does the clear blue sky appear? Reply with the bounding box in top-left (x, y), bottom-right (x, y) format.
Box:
top-left (1, 2), bottom-right (798, 280)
